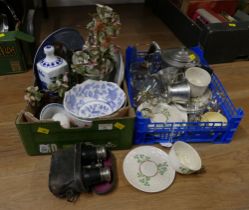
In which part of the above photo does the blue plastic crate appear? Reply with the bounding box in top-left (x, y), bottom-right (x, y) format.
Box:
top-left (125, 46), bottom-right (244, 144)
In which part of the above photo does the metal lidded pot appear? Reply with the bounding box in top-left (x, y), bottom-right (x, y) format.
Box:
top-left (161, 47), bottom-right (200, 69)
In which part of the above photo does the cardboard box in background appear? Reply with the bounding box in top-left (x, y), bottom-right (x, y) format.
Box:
top-left (0, 31), bottom-right (34, 75)
top-left (174, 0), bottom-right (239, 16)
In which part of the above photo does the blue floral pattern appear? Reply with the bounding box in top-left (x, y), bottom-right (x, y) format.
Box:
top-left (39, 57), bottom-right (63, 68)
top-left (64, 80), bottom-right (126, 119)
top-left (79, 101), bottom-right (112, 118)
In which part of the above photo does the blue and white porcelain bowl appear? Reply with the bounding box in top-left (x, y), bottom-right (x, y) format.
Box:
top-left (64, 80), bottom-right (126, 119)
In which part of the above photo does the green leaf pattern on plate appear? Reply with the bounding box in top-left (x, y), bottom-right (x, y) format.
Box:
top-left (157, 162), bottom-right (168, 175)
top-left (137, 171), bottom-right (151, 186)
top-left (134, 154), bottom-right (168, 187)
top-left (134, 154), bottom-right (151, 163)
top-left (179, 166), bottom-right (192, 174)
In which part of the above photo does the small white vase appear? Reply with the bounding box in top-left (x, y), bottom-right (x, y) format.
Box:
top-left (37, 45), bottom-right (68, 89)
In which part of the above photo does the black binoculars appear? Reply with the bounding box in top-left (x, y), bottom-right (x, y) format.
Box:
top-left (49, 143), bottom-right (115, 201)
top-left (81, 145), bottom-right (111, 186)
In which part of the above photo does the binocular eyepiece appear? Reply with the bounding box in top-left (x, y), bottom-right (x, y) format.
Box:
top-left (81, 145), bottom-right (107, 164)
top-left (49, 143), bottom-right (114, 201)
top-left (82, 167), bottom-right (112, 187)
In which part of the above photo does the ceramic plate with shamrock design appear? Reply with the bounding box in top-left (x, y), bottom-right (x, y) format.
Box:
top-left (123, 146), bottom-right (175, 193)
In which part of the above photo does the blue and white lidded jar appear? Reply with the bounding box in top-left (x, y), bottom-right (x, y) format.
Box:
top-left (36, 45), bottom-right (68, 89)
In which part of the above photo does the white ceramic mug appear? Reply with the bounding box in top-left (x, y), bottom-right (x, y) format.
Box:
top-left (169, 141), bottom-right (202, 174)
top-left (185, 67), bottom-right (211, 97)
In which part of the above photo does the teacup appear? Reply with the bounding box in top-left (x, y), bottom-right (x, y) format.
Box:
top-left (185, 67), bottom-right (211, 97)
top-left (169, 141), bottom-right (202, 174)
top-left (201, 111), bottom-right (227, 126)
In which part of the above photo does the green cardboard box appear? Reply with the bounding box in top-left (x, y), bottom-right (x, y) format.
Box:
top-left (0, 31), bottom-right (34, 75)
top-left (15, 84), bottom-right (135, 155)
top-left (16, 107), bottom-right (135, 155)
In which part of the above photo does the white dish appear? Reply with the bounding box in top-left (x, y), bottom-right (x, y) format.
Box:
top-left (137, 102), bottom-right (187, 147)
top-left (136, 101), bottom-right (154, 118)
top-left (64, 80), bottom-right (126, 119)
top-left (137, 102), bottom-right (188, 123)
top-left (123, 146), bottom-right (175, 193)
